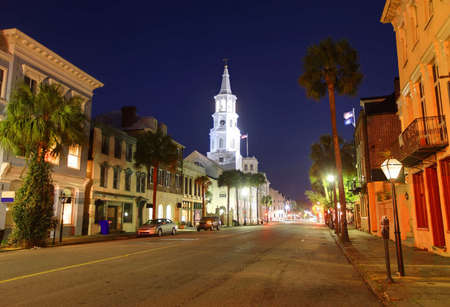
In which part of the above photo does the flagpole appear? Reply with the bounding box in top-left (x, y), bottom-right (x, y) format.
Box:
top-left (352, 107), bottom-right (356, 128)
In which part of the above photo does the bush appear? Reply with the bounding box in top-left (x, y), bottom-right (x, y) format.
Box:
top-left (10, 157), bottom-right (54, 248)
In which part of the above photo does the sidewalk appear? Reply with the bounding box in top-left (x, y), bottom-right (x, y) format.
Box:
top-left (331, 227), bottom-right (450, 306)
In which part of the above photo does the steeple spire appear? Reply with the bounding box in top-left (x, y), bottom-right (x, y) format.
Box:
top-left (219, 64), bottom-right (232, 94)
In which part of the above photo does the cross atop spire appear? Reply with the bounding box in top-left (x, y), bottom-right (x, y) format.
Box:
top-left (219, 62), bottom-right (232, 95)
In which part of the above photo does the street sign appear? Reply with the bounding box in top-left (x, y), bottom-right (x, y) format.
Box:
top-left (1, 191), bottom-right (15, 203)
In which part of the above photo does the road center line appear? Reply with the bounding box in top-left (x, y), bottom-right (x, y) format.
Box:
top-left (0, 244), bottom-right (177, 285)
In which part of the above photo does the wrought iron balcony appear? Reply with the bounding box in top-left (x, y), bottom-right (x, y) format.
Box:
top-left (395, 116), bottom-right (448, 167)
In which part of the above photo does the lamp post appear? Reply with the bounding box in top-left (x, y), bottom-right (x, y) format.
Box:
top-left (327, 174), bottom-right (339, 235)
top-left (381, 158), bottom-right (405, 276)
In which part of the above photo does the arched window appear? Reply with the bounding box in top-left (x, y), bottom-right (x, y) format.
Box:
top-left (166, 205), bottom-right (172, 219)
top-left (219, 138), bottom-right (224, 148)
top-left (158, 204), bottom-right (163, 218)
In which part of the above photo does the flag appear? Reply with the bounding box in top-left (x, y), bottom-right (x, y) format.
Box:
top-left (343, 108), bottom-right (355, 127)
top-left (241, 134), bottom-right (248, 139)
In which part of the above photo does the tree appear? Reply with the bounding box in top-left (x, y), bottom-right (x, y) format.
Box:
top-left (250, 173), bottom-right (266, 224)
top-left (0, 82), bottom-right (87, 247)
top-left (218, 170), bottom-right (239, 226)
top-left (261, 195), bottom-right (272, 222)
top-left (134, 127), bottom-right (179, 219)
top-left (196, 175), bottom-right (211, 217)
top-left (299, 38), bottom-right (363, 242)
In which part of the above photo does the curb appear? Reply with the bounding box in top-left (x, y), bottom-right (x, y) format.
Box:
top-left (329, 229), bottom-right (390, 306)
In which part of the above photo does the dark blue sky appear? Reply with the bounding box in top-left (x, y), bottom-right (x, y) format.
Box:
top-left (2, 0), bottom-right (398, 201)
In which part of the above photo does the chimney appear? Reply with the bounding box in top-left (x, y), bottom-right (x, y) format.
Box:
top-left (121, 106), bottom-right (137, 128)
top-left (394, 77), bottom-right (400, 99)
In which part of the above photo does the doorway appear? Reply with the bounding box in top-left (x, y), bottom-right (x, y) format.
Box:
top-left (426, 166), bottom-right (446, 247)
top-left (107, 206), bottom-right (118, 231)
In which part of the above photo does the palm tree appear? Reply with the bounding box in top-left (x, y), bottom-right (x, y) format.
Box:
top-left (218, 170), bottom-right (237, 226)
top-left (298, 38), bottom-right (363, 242)
top-left (195, 175), bottom-right (211, 217)
top-left (251, 173), bottom-right (267, 224)
top-left (242, 173), bottom-right (253, 225)
top-left (0, 82), bottom-right (87, 247)
top-left (261, 195), bottom-right (272, 223)
top-left (134, 127), bottom-right (179, 220)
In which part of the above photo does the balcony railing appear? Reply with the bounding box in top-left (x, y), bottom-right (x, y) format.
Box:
top-left (394, 116), bottom-right (448, 167)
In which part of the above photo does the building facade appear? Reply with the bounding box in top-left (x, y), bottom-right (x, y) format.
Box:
top-left (0, 29), bottom-right (103, 240)
top-left (355, 82), bottom-right (415, 243)
top-left (381, 0), bottom-right (450, 255)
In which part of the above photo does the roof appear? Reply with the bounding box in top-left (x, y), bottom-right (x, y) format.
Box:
top-left (360, 93), bottom-right (398, 115)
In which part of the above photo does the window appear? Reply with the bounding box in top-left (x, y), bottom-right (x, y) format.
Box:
top-left (62, 195), bottom-right (73, 225)
top-left (194, 182), bottom-right (197, 196)
top-left (250, 164), bottom-right (254, 171)
top-left (125, 170), bottom-right (131, 191)
top-left (94, 200), bottom-right (105, 224)
top-left (113, 167), bottom-right (120, 189)
top-left (136, 173), bottom-right (141, 193)
top-left (67, 145), bottom-right (81, 169)
top-left (101, 135), bottom-right (109, 155)
top-left (189, 178), bottom-right (192, 195)
top-left (219, 157), bottom-right (224, 163)
top-left (44, 145), bottom-right (60, 165)
top-left (231, 139), bottom-right (235, 149)
top-left (185, 177), bottom-right (188, 194)
top-left (211, 140), bottom-right (215, 151)
top-left (440, 158), bottom-right (450, 229)
top-left (100, 164), bottom-right (108, 187)
top-left (123, 203), bottom-right (132, 223)
top-left (219, 138), bottom-right (224, 148)
top-left (140, 173), bottom-right (146, 193)
top-left (0, 68), bottom-right (4, 97)
top-left (166, 205), bottom-right (172, 219)
top-left (166, 171), bottom-right (170, 186)
top-left (158, 204), bottom-right (163, 219)
top-left (419, 79), bottom-right (427, 118)
top-left (244, 164), bottom-right (248, 171)
top-left (150, 167), bottom-right (154, 184)
top-left (126, 143), bottom-right (133, 162)
top-left (413, 172), bottom-right (428, 228)
top-left (114, 137), bottom-right (122, 159)
top-left (24, 76), bottom-right (37, 93)
top-left (431, 62), bottom-right (443, 118)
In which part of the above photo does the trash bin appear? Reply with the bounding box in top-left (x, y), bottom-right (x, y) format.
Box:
top-left (100, 220), bottom-right (109, 235)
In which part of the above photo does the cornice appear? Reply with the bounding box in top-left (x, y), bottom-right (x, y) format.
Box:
top-left (0, 49), bottom-right (11, 62)
top-left (380, 0), bottom-right (403, 24)
top-left (1, 28), bottom-right (103, 91)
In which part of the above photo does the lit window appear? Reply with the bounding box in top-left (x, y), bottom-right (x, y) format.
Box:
top-left (45, 144), bottom-right (60, 165)
top-left (166, 205), bottom-right (171, 219)
top-left (123, 203), bottom-right (132, 223)
top-left (62, 192), bottom-right (73, 224)
top-left (158, 204), bottom-right (163, 218)
top-left (67, 145), bottom-right (81, 169)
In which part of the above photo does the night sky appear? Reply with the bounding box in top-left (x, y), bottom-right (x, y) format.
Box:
top-left (2, 0), bottom-right (398, 201)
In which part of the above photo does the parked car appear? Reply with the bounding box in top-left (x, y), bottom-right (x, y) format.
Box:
top-left (137, 218), bottom-right (177, 237)
top-left (197, 216), bottom-right (220, 231)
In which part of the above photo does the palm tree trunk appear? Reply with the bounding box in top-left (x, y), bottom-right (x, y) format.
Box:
top-left (256, 187), bottom-right (259, 224)
top-left (202, 185), bottom-right (206, 217)
top-left (227, 186), bottom-right (230, 226)
top-left (236, 188), bottom-right (240, 226)
top-left (152, 163), bottom-right (159, 219)
top-left (327, 82), bottom-right (349, 242)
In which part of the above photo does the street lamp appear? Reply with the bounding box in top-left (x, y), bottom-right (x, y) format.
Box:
top-left (381, 158), bottom-right (405, 276)
top-left (327, 174), bottom-right (339, 234)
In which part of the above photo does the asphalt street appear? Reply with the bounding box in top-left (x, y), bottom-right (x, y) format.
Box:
top-left (0, 224), bottom-right (380, 307)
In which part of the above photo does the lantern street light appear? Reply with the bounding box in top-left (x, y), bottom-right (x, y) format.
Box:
top-left (381, 158), bottom-right (405, 276)
top-left (327, 174), bottom-right (339, 234)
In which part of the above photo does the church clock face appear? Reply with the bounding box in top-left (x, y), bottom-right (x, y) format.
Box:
top-left (220, 120), bottom-right (225, 126)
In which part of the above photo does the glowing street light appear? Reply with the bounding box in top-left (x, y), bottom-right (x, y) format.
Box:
top-left (327, 173), bottom-right (339, 234)
top-left (381, 158), bottom-right (405, 276)
top-left (327, 174), bottom-right (335, 183)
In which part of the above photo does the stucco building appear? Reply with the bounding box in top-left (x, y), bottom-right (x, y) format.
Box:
top-left (0, 29), bottom-right (103, 240)
top-left (381, 0), bottom-right (450, 255)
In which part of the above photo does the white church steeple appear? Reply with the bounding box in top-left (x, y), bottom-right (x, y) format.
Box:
top-left (207, 64), bottom-right (242, 170)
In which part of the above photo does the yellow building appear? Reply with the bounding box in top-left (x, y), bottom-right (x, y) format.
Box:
top-left (381, 0), bottom-right (450, 255)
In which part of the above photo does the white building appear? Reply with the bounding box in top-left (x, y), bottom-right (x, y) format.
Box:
top-left (207, 65), bottom-right (242, 170)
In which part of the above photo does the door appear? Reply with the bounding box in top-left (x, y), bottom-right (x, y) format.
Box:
top-left (107, 206), bottom-right (118, 231)
top-left (425, 166), bottom-right (446, 247)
